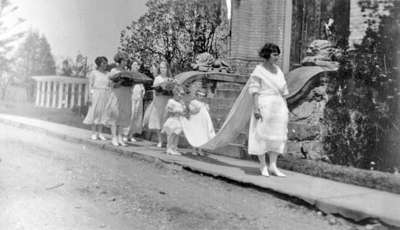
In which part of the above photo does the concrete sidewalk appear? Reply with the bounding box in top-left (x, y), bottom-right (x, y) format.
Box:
top-left (0, 113), bottom-right (399, 228)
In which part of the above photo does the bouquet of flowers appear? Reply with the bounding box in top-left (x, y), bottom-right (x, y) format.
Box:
top-left (154, 78), bottom-right (177, 96)
top-left (110, 71), bottom-right (152, 88)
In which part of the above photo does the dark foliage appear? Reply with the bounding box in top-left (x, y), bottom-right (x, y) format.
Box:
top-left (323, 1), bottom-right (400, 172)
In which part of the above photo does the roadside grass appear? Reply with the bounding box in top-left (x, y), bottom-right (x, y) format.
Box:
top-left (1, 100), bottom-right (399, 194)
top-left (0, 101), bottom-right (89, 130)
top-left (279, 156), bottom-right (400, 194)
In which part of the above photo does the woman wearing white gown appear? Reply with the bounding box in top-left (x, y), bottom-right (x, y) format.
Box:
top-left (126, 61), bottom-right (145, 142)
top-left (143, 61), bottom-right (173, 147)
top-left (248, 43), bottom-right (289, 177)
top-left (105, 52), bottom-right (132, 146)
top-left (83, 56), bottom-right (110, 140)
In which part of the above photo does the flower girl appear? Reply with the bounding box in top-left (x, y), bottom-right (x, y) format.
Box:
top-left (184, 89), bottom-right (215, 155)
top-left (161, 85), bottom-right (187, 155)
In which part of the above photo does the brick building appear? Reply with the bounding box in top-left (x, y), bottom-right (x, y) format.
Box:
top-left (229, 0), bottom-right (368, 75)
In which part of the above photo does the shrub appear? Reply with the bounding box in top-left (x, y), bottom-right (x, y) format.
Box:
top-left (322, 1), bottom-right (400, 172)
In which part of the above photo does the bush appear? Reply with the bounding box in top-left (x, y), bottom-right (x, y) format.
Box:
top-left (322, 1), bottom-right (400, 172)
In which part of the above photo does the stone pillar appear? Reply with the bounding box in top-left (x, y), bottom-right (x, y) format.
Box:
top-left (282, 0), bottom-right (292, 73)
top-left (35, 81), bottom-right (41, 106)
top-left (230, 0), bottom-right (292, 74)
top-left (45, 81), bottom-right (51, 108)
top-left (70, 83), bottom-right (75, 108)
top-left (58, 82), bottom-right (64, 109)
top-left (51, 81), bottom-right (57, 108)
top-left (40, 81), bottom-right (46, 107)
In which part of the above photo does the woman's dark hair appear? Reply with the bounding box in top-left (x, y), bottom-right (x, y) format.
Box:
top-left (94, 56), bottom-right (108, 67)
top-left (113, 52), bottom-right (129, 64)
top-left (258, 43), bottom-right (281, 60)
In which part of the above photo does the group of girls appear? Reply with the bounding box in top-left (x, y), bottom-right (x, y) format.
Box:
top-left (83, 52), bottom-right (215, 156)
top-left (83, 52), bottom-right (145, 147)
top-left (83, 41), bottom-right (289, 178)
top-left (143, 61), bottom-right (215, 155)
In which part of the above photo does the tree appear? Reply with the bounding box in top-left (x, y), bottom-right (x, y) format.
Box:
top-left (12, 31), bottom-right (56, 100)
top-left (323, 0), bottom-right (400, 171)
top-left (0, 0), bottom-right (25, 99)
top-left (119, 0), bottom-right (229, 74)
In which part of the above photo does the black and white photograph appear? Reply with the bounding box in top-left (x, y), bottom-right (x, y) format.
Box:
top-left (0, 0), bottom-right (399, 229)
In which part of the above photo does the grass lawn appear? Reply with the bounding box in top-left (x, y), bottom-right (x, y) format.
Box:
top-left (0, 100), bottom-right (89, 131)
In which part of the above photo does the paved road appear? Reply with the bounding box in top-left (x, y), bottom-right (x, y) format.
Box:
top-left (0, 124), bottom-right (356, 230)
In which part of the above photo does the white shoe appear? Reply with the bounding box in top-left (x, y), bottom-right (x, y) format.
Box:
top-left (129, 137), bottom-right (136, 142)
top-left (91, 134), bottom-right (98, 140)
top-left (122, 137), bottom-right (128, 143)
top-left (156, 142), bottom-right (162, 148)
top-left (166, 148), bottom-right (174, 155)
top-left (112, 138), bottom-right (119, 146)
top-left (119, 140), bottom-right (127, 147)
top-left (269, 167), bottom-right (286, 177)
top-left (171, 150), bottom-right (182, 156)
top-left (98, 134), bottom-right (107, 141)
top-left (261, 166), bottom-right (270, 177)
top-left (198, 149), bottom-right (205, 156)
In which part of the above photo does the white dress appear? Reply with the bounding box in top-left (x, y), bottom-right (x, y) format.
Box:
top-left (128, 84), bottom-right (145, 134)
top-left (104, 68), bottom-right (132, 127)
top-left (143, 75), bottom-right (171, 130)
top-left (83, 70), bottom-right (110, 125)
top-left (182, 100), bottom-right (216, 147)
top-left (161, 99), bottom-right (186, 135)
top-left (248, 64), bottom-right (289, 155)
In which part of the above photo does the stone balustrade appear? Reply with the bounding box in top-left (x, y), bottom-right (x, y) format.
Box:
top-left (31, 76), bottom-right (89, 109)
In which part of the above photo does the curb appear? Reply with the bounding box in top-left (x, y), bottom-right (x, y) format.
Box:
top-left (1, 114), bottom-right (400, 228)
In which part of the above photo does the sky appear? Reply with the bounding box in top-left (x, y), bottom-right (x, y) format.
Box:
top-left (11, 0), bottom-right (148, 63)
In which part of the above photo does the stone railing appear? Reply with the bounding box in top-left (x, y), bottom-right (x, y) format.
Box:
top-left (31, 76), bottom-right (89, 109)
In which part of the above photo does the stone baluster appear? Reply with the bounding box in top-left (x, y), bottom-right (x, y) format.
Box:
top-left (70, 83), bottom-right (75, 108)
top-left (40, 80), bottom-right (46, 107)
top-left (63, 83), bottom-right (69, 108)
top-left (45, 81), bottom-right (51, 108)
top-left (58, 82), bottom-right (64, 109)
top-left (51, 81), bottom-right (57, 108)
top-left (35, 81), bottom-right (41, 106)
top-left (77, 83), bottom-right (83, 107)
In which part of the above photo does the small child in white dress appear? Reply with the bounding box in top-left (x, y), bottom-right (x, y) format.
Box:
top-left (186, 89), bottom-right (215, 156)
top-left (161, 85), bottom-right (186, 155)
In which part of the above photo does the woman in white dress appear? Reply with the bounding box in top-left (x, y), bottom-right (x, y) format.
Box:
top-left (248, 43), bottom-right (289, 177)
top-left (126, 61), bottom-right (145, 141)
top-left (105, 52), bottom-right (132, 146)
top-left (83, 56), bottom-right (110, 140)
top-left (143, 61), bottom-right (173, 147)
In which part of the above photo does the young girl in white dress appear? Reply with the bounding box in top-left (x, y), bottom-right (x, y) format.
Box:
top-left (184, 89), bottom-right (215, 156)
top-left (143, 61), bottom-right (173, 148)
top-left (83, 56), bottom-right (110, 141)
top-left (161, 85), bottom-right (186, 155)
